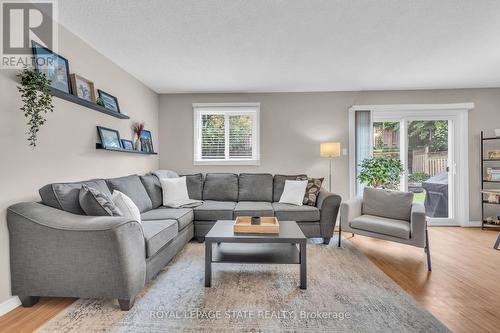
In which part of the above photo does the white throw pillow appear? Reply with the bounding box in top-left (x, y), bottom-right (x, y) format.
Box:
top-left (112, 190), bottom-right (141, 223)
top-left (279, 180), bottom-right (308, 206)
top-left (160, 176), bottom-right (202, 208)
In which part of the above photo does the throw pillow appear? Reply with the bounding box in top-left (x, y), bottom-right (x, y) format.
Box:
top-left (112, 190), bottom-right (141, 223)
top-left (160, 176), bottom-right (203, 208)
top-left (79, 185), bottom-right (122, 216)
top-left (297, 177), bottom-right (324, 206)
top-left (279, 180), bottom-right (308, 206)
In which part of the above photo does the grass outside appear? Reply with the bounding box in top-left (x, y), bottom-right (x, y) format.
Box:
top-left (413, 190), bottom-right (426, 203)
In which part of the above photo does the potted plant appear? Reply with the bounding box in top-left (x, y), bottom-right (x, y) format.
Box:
top-left (358, 157), bottom-right (404, 190)
top-left (17, 68), bottom-right (54, 147)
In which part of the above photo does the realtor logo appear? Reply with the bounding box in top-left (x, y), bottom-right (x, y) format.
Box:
top-left (1, 0), bottom-right (58, 68)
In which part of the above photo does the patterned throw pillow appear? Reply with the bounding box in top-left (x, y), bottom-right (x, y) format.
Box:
top-left (79, 184), bottom-right (122, 216)
top-left (296, 176), bottom-right (324, 206)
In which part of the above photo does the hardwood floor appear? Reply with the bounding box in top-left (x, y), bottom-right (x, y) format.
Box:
top-left (0, 227), bottom-right (499, 332)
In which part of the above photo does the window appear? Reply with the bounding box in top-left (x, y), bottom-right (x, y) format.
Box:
top-left (193, 103), bottom-right (260, 165)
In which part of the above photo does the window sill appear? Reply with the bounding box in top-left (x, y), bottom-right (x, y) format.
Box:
top-left (193, 159), bottom-right (260, 166)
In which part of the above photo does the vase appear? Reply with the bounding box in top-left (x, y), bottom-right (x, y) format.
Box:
top-left (134, 139), bottom-right (142, 151)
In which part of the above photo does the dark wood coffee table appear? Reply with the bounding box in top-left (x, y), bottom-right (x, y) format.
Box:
top-left (204, 220), bottom-right (307, 289)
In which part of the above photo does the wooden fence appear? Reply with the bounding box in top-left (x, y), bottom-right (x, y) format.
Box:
top-left (412, 147), bottom-right (447, 176)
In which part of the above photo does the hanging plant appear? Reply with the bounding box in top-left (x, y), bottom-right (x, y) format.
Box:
top-left (17, 68), bottom-right (54, 147)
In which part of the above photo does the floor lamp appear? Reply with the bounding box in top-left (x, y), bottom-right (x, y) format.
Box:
top-left (320, 142), bottom-right (340, 192)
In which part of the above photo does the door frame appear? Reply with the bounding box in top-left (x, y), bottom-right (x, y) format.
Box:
top-left (348, 103), bottom-right (473, 226)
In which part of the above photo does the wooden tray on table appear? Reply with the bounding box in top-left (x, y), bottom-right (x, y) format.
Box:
top-left (233, 216), bottom-right (280, 234)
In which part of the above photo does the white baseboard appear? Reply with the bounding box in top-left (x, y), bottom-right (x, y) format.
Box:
top-left (0, 296), bottom-right (21, 317)
top-left (465, 220), bottom-right (482, 227)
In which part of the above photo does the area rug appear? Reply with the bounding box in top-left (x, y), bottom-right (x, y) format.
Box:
top-left (36, 239), bottom-right (449, 332)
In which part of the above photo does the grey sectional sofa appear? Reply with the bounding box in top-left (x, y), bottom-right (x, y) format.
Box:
top-left (7, 173), bottom-right (341, 310)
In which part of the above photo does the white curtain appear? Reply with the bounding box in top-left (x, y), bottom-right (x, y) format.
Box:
top-left (355, 110), bottom-right (372, 196)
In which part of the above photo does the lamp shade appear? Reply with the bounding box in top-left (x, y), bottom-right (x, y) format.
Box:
top-left (320, 142), bottom-right (340, 158)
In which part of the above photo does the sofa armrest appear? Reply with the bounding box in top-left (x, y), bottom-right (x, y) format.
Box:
top-left (316, 189), bottom-right (342, 238)
top-left (340, 198), bottom-right (363, 230)
top-left (7, 202), bottom-right (146, 300)
top-left (410, 202), bottom-right (426, 247)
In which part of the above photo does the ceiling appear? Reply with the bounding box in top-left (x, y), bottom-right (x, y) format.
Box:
top-left (59, 0), bottom-right (500, 93)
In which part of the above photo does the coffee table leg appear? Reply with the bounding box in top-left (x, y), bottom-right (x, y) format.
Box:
top-left (205, 240), bottom-right (212, 287)
top-left (300, 241), bottom-right (307, 289)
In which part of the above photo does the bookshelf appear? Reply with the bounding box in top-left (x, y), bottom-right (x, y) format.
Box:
top-left (480, 131), bottom-right (500, 229)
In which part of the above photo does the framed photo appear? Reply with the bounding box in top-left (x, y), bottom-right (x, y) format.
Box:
top-left (488, 150), bottom-right (500, 160)
top-left (97, 126), bottom-right (122, 149)
top-left (32, 41), bottom-right (72, 94)
top-left (97, 90), bottom-right (120, 113)
top-left (121, 139), bottom-right (134, 150)
top-left (70, 74), bottom-right (96, 102)
top-left (140, 130), bottom-right (154, 153)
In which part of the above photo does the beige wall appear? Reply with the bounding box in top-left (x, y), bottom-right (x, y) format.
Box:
top-left (159, 88), bottom-right (500, 224)
top-left (0, 26), bottom-right (159, 304)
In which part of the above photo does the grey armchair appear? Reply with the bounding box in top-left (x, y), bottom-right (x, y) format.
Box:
top-left (339, 187), bottom-right (431, 271)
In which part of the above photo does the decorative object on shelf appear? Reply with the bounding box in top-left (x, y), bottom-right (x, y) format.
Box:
top-left (358, 156), bottom-right (404, 190)
top-left (32, 41), bottom-right (72, 94)
top-left (486, 167), bottom-right (500, 181)
top-left (141, 129), bottom-right (154, 153)
top-left (495, 129), bottom-right (500, 137)
top-left (97, 89), bottom-right (120, 113)
top-left (96, 97), bottom-right (104, 106)
top-left (320, 142), bottom-right (340, 191)
top-left (487, 150), bottom-right (500, 160)
top-left (70, 74), bottom-right (95, 102)
top-left (121, 139), bottom-right (134, 150)
top-left (132, 122), bottom-right (145, 151)
top-left (97, 126), bottom-right (122, 149)
top-left (16, 68), bottom-right (54, 147)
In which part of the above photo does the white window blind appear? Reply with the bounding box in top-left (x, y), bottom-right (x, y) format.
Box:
top-left (193, 103), bottom-right (260, 165)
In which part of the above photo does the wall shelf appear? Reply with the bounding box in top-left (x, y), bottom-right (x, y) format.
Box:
top-left (96, 143), bottom-right (157, 155)
top-left (50, 88), bottom-right (130, 119)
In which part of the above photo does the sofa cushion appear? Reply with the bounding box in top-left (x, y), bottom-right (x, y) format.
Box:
top-left (141, 219), bottom-right (178, 258)
top-left (272, 202), bottom-right (320, 222)
top-left (79, 185), bottom-right (122, 216)
top-left (202, 173), bottom-right (238, 201)
top-left (106, 175), bottom-right (152, 213)
top-left (362, 187), bottom-right (413, 221)
top-left (238, 173), bottom-right (273, 202)
top-left (273, 174), bottom-right (307, 202)
top-left (234, 201), bottom-right (274, 217)
top-left (140, 174), bottom-right (162, 209)
top-left (141, 207), bottom-right (193, 231)
top-left (194, 200), bottom-right (236, 221)
top-left (39, 179), bottom-right (111, 215)
top-left (181, 174), bottom-right (203, 200)
top-left (350, 214), bottom-right (410, 240)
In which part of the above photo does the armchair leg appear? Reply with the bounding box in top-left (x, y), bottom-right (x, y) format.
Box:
top-left (322, 237), bottom-right (331, 245)
top-left (338, 222), bottom-right (342, 247)
top-left (494, 233), bottom-right (500, 250)
top-left (425, 229), bottom-right (432, 272)
top-left (118, 298), bottom-right (135, 311)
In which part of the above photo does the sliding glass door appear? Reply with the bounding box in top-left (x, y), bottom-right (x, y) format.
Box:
top-left (372, 116), bottom-right (454, 223)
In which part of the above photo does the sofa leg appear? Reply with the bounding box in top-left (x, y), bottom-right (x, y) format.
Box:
top-left (337, 223), bottom-right (342, 247)
top-left (195, 236), bottom-right (205, 243)
top-left (19, 296), bottom-right (40, 307)
top-left (425, 229), bottom-right (432, 272)
top-left (118, 298), bottom-right (135, 311)
top-left (322, 237), bottom-right (331, 245)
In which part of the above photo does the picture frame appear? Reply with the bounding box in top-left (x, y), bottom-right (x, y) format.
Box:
top-left (488, 150), bottom-right (500, 160)
top-left (70, 74), bottom-right (96, 102)
top-left (121, 139), bottom-right (134, 150)
top-left (97, 89), bottom-right (120, 113)
top-left (32, 41), bottom-right (72, 94)
top-left (140, 130), bottom-right (154, 153)
top-left (97, 126), bottom-right (122, 149)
